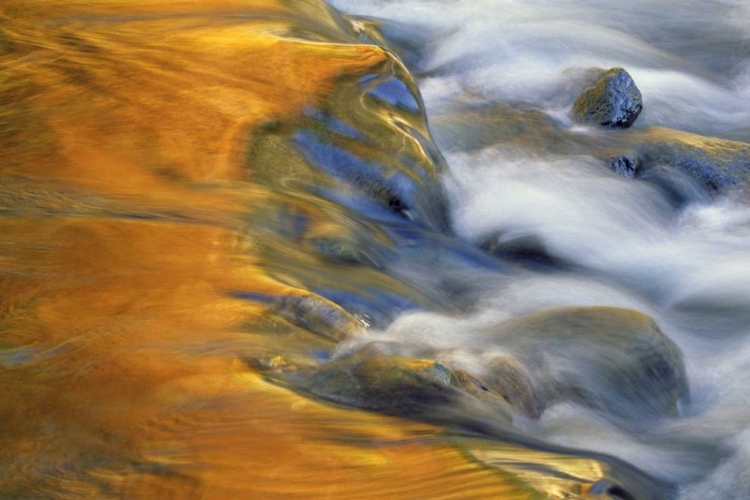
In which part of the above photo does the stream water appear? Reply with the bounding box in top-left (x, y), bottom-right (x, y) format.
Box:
top-left (329, 1), bottom-right (750, 498)
top-left (1, 0), bottom-right (749, 498)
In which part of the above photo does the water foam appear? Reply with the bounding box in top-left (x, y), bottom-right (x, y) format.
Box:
top-left (333, 0), bottom-right (750, 139)
top-left (331, 0), bottom-right (750, 495)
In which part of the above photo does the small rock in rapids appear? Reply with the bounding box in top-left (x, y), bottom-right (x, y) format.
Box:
top-left (573, 68), bottom-right (643, 128)
top-left (611, 155), bottom-right (641, 178)
top-left (274, 293), bottom-right (363, 341)
top-left (453, 369), bottom-right (522, 418)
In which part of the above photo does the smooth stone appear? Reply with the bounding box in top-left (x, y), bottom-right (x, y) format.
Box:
top-left (453, 369), bottom-right (522, 419)
top-left (484, 356), bottom-right (543, 419)
top-left (247, 47), bottom-right (451, 233)
top-left (431, 103), bottom-right (577, 154)
top-left (274, 293), bottom-right (363, 341)
top-left (573, 68), bottom-right (643, 129)
top-left (588, 478), bottom-right (639, 499)
top-left (270, 345), bottom-right (515, 423)
top-left (635, 128), bottom-right (750, 196)
top-left (481, 232), bottom-right (564, 270)
top-left (481, 307), bottom-right (690, 420)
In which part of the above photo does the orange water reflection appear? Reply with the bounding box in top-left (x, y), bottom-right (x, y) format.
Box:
top-left (0, 1), bottom-right (607, 497)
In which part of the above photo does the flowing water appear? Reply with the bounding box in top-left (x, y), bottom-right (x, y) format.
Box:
top-left (1, 0), bottom-right (749, 498)
top-left (329, 1), bottom-right (750, 497)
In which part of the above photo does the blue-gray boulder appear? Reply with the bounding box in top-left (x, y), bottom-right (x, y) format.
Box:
top-left (573, 68), bottom-right (643, 129)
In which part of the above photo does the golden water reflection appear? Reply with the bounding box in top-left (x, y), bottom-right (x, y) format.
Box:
top-left (0, 1), bottom-right (611, 497)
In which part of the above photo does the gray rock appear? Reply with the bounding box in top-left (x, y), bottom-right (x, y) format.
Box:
top-left (269, 306), bottom-right (689, 423)
top-left (611, 155), bottom-right (640, 179)
top-left (636, 129), bottom-right (750, 196)
top-left (573, 68), bottom-right (643, 129)
top-left (480, 307), bottom-right (690, 420)
top-left (432, 103), bottom-right (575, 153)
top-left (484, 356), bottom-right (543, 419)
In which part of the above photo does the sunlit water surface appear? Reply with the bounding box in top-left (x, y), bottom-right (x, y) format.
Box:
top-left (1, 0), bottom-right (749, 498)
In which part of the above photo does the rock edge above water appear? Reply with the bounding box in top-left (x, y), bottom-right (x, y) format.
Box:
top-left (573, 67), bottom-right (643, 129)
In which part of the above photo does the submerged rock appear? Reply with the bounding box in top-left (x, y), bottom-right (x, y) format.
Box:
top-left (248, 47), bottom-right (452, 233)
top-left (481, 232), bottom-right (564, 270)
top-left (266, 345), bottom-right (516, 423)
top-left (432, 103), bottom-right (575, 153)
top-left (611, 155), bottom-right (641, 179)
top-left (635, 128), bottom-right (750, 196)
top-left (573, 68), bottom-right (643, 129)
top-left (484, 356), bottom-right (543, 419)
top-left (274, 293), bottom-right (364, 341)
top-left (586, 478), bottom-right (642, 500)
top-left (453, 369), bottom-right (521, 418)
top-left (482, 307), bottom-right (690, 420)
top-left (267, 306), bottom-right (689, 423)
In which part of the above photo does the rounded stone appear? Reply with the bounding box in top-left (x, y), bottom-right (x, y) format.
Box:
top-left (482, 307), bottom-right (690, 419)
top-left (484, 356), bottom-right (543, 419)
top-left (573, 68), bottom-right (643, 129)
top-left (266, 344), bottom-right (517, 424)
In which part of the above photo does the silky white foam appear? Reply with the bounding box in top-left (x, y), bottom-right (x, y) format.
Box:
top-left (332, 0), bottom-right (750, 139)
top-left (330, 0), bottom-right (750, 494)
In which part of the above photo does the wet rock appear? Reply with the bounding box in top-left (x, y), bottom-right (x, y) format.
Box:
top-left (635, 128), bottom-right (750, 196)
top-left (268, 306), bottom-right (689, 422)
top-left (484, 356), bottom-right (543, 419)
top-left (268, 345), bottom-right (515, 423)
top-left (247, 47), bottom-right (452, 233)
top-left (453, 369), bottom-right (520, 418)
top-left (611, 155), bottom-right (640, 179)
top-left (573, 68), bottom-right (643, 129)
top-left (432, 103), bottom-right (578, 154)
top-left (274, 293), bottom-right (364, 341)
top-left (588, 478), bottom-right (639, 500)
top-left (482, 307), bottom-right (690, 419)
top-left (481, 232), bottom-right (564, 270)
